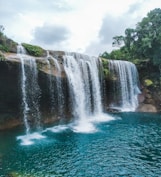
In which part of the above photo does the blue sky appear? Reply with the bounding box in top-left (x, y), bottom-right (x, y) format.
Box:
top-left (1, 0), bottom-right (161, 56)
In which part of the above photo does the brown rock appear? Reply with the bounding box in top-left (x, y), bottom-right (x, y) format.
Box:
top-left (145, 98), bottom-right (155, 104)
top-left (138, 94), bottom-right (145, 103)
top-left (137, 103), bottom-right (157, 112)
top-left (145, 93), bottom-right (152, 99)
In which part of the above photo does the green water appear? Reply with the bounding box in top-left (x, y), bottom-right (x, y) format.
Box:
top-left (1, 113), bottom-right (161, 177)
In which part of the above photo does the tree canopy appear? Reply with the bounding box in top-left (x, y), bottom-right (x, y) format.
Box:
top-left (101, 8), bottom-right (161, 66)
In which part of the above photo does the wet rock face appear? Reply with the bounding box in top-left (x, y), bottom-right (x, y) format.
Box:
top-left (0, 58), bottom-right (71, 130)
top-left (0, 61), bottom-right (22, 130)
top-left (0, 62), bottom-right (21, 109)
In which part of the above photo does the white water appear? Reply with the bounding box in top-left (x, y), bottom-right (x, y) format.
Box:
top-left (46, 51), bottom-right (64, 117)
top-left (15, 51), bottom-right (130, 145)
top-left (17, 132), bottom-right (46, 145)
top-left (17, 45), bottom-right (30, 134)
top-left (16, 50), bottom-right (141, 144)
top-left (17, 44), bottom-right (41, 134)
top-left (109, 60), bottom-right (141, 111)
top-left (63, 52), bottom-right (112, 132)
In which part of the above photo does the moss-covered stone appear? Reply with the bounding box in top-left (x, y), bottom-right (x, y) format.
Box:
top-left (22, 43), bottom-right (45, 57)
top-left (0, 35), bottom-right (17, 53)
top-left (144, 79), bottom-right (153, 86)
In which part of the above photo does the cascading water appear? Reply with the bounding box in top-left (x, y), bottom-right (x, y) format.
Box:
top-left (63, 52), bottom-right (104, 132)
top-left (108, 60), bottom-right (141, 111)
top-left (17, 45), bottom-right (30, 134)
top-left (15, 48), bottom-right (139, 142)
top-left (17, 44), bottom-right (41, 134)
top-left (46, 51), bottom-right (64, 117)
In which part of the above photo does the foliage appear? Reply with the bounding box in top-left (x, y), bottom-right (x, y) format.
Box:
top-left (22, 43), bottom-right (44, 57)
top-left (101, 51), bottom-right (110, 59)
top-left (144, 79), bottom-right (153, 86)
top-left (101, 57), bottom-right (108, 66)
top-left (100, 47), bottom-right (131, 61)
top-left (101, 57), bottom-right (109, 76)
top-left (101, 8), bottom-right (161, 66)
top-left (0, 44), bottom-right (9, 52)
top-left (0, 25), bottom-right (17, 53)
top-left (100, 9), bottom-right (161, 90)
top-left (134, 8), bottom-right (161, 65)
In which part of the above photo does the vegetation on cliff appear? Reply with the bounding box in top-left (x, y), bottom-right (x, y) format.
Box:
top-left (0, 25), bottom-right (17, 53)
top-left (101, 58), bottom-right (109, 77)
top-left (0, 25), bottom-right (46, 58)
top-left (102, 8), bottom-right (161, 65)
top-left (22, 43), bottom-right (45, 57)
top-left (101, 8), bottom-right (161, 90)
top-left (101, 8), bottom-right (161, 64)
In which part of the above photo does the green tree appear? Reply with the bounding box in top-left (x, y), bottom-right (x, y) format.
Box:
top-left (109, 8), bottom-right (161, 65)
top-left (135, 8), bottom-right (161, 65)
top-left (101, 8), bottom-right (161, 87)
top-left (112, 35), bottom-right (124, 47)
top-left (101, 51), bottom-right (110, 59)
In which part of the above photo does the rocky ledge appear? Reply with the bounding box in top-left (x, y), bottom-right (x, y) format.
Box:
top-left (0, 51), bottom-right (71, 130)
top-left (0, 50), bottom-right (160, 131)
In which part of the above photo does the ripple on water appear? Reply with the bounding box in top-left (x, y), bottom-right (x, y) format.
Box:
top-left (1, 113), bottom-right (161, 176)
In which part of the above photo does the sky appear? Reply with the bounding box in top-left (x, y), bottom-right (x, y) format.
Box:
top-left (1, 0), bottom-right (161, 56)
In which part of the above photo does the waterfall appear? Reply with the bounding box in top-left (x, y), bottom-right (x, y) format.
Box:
top-left (108, 60), bottom-right (141, 111)
top-left (17, 44), bottom-right (41, 134)
top-left (46, 51), bottom-right (64, 118)
top-left (63, 52), bottom-right (103, 131)
top-left (16, 47), bottom-right (139, 138)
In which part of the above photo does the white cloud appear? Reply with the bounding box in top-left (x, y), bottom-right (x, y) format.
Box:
top-left (0, 0), bottom-right (161, 56)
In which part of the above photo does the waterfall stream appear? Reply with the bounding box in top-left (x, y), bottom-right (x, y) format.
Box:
top-left (46, 51), bottom-right (65, 118)
top-left (16, 49), bottom-right (141, 140)
top-left (63, 53), bottom-right (104, 132)
top-left (109, 60), bottom-right (141, 111)
top-left (17, 44), bottom-right (41, 134)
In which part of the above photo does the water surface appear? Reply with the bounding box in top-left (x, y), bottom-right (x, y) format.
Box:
top-left (1, 113), bottom-right (161, 177)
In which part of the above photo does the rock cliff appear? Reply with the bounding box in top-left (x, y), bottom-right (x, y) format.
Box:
top-left (0, 51), bottom-right (70, 130)
top-left (0, 50), bottom-right (160, 130)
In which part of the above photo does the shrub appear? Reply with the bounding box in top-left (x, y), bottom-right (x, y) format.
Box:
top-left (22, 43), bottom-right (44, 57)
top-left (144, 79), bottom-right (153, 86)
top-left (0, 44), bottom-right (9, 52)
top-left (101, 57), bottom-right (109, 77)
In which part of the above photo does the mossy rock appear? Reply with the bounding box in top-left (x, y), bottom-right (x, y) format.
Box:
top-left (22, 43), bottom-right (45, 57)
top-left (144, 79), bottom-right (153, 86)
top-left (0, 35), bottom-right (17, 53)
top-left (6, 38), bottom-right (17, 53)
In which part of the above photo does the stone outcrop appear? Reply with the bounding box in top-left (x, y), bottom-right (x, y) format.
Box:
top-left (137, 103), bottom-right (157, 112)
top-left (135, 82), bottom-right (161, 112)
top-left (135, 59), bottom-right (161, 113)
top-left (0, 52), bottom-right (70, 130)
top-left (0, 51), bottom-right (161, 130)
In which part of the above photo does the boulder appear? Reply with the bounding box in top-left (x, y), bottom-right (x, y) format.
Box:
top-left (137, 103), bottom-right (157, 112)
